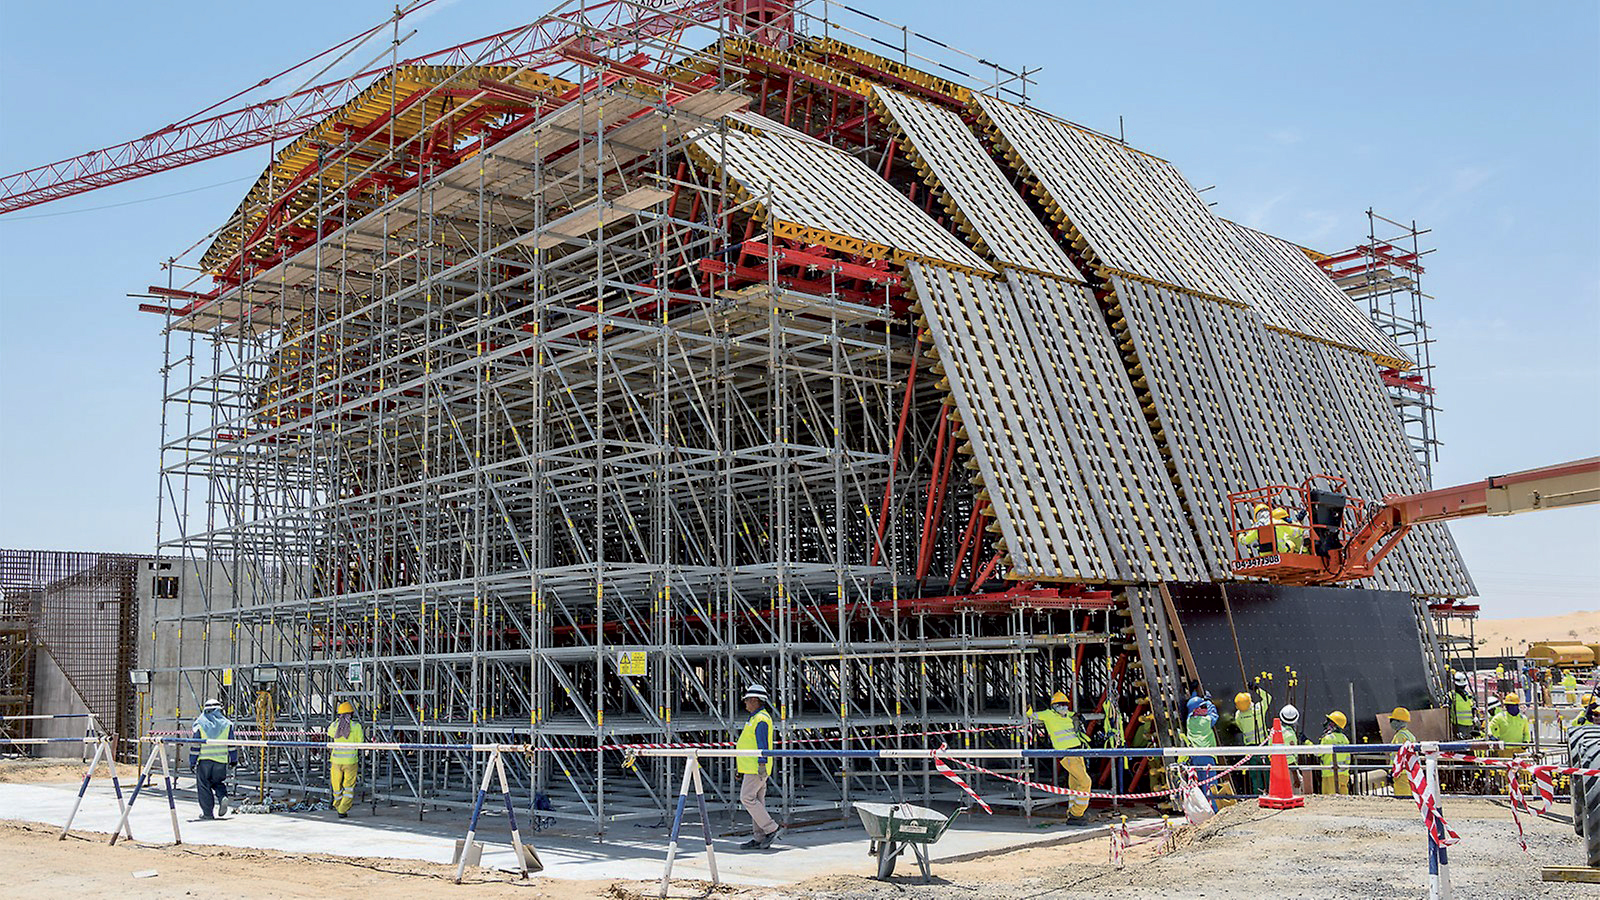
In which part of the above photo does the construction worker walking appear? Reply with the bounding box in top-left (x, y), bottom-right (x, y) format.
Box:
top-left (1449, 671), bottom-right (1477, 741)
top-left (1388, 707), bottom-right (1417, 798)
top-left (1318, 711), bottom-right (1351, 795)
top-left (1028, 691), bottom-right (1091, 820)
top-left (190, 698), bottom-right (234, 820)
top-left (326, 700), bottom-right (363, 818)
top-left (1233, 685), bottom-right (1272, 793)
top-left (736, 684), bottom-right (782, 849)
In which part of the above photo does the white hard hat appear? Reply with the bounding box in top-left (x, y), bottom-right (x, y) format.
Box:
top-left (1279, 704), bottom-right (1299, 726)
top-left (203, 698), bottom-right (223, 709)
top-left (1452, 671), bottom-right (1469, 686)
top-left (742, 683), bottom-right (769, 701)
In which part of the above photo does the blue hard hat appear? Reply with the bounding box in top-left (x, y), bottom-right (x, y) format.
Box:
top-left (1186, 697), bottom-right (1205, 716)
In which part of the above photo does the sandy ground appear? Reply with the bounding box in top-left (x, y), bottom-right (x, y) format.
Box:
top-left (1474, 610), bottom-right (1600, 655)
top-left (2, 793), bottom-right (1585, 899)
top-left (0, 757), bottom-right (111, 783)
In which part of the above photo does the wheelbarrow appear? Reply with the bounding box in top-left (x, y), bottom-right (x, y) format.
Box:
top-left (853, 801), bottom-right (963, 882)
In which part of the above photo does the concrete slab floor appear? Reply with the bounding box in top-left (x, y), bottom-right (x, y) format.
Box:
top-left (0, 780), bottom-right (1142, 887)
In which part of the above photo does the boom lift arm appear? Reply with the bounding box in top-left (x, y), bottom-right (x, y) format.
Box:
top-left (1228, 457), bottom-right (1600, 585)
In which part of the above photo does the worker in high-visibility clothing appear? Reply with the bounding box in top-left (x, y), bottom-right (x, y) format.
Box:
top-left (1234, 687), bottom-right (1273, 791)
top-left (1028, 691), bottom-right (1091, 819)
top-left (1489, 692), bottom-right (1530, 751)
top-left (1279, 704), bottom-right (1303, 793)
top-left (736, 683), bottom-right (782, 849)
top-left (1101, 701), bottom-right (1127, 796)
top-left (1449, 671), bottom-right (1477, 740)
top-left (190, 698), bottom-right (235, 820)
top-left (1564, 671), bottom-right (1581, 701)
top-left (1239, 504), bottom-right (1272, 558)
top-left (1388, 707), bottom-right (1417, 798)
top-left (1571, 694), bottom-right (1599, 730)
top-left (1180, 697), bottom-right (1219, 800)
top-left (1318, 711), bottom-right (1351, 795)
top-left (326, 700), bottom-right (363, 818)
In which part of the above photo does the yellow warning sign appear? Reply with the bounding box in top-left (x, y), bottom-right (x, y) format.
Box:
top-left (616, 651), bottom-right (647, 677)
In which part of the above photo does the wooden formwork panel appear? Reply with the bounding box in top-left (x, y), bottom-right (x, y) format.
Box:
top-left (691, 126), bottom-right (991, 274)
top-left (910, 263), bottom-right (1104, 579)
top-left (1001, 271), bottom-right (1205, 581)
top-left (871, 87), bottom-right (1082, 281)
top-left (1264, 331), bottom-right (1423, 594)
top-left (1316, 345), bottom-right (1476, 597)
top-left (908, 263), bottom-right (1205, 582)
top-left (1110, 277), bottom-right (1250, 579)
top-left (971, 94), bottom-right (1408, 366)
top-left (1227, 221), bottom-right (1409, 365)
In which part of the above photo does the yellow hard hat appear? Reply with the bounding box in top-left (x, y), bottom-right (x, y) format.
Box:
top-left (1271, 507), bottom-right (1289, 521)
top-left (1050, 691), bottom-right (1069, 705)
top-left (1235, 692), bottom-right (1252, 710)
top-left (1326, 710), bottom-right (1348, 729)
top-left (337, 701), bottom-right (355, 715)
top-left (1585, 694), bottom-right (1597, 707)
top-left (1140, 712), bottom-right (1154, 723)
top-left (1502, 692), bottom-right (1521, 705)
top-left (1389, 707), bottom-right (1411, 723)
top-left (1252, 503), bottom-right (1268, 515)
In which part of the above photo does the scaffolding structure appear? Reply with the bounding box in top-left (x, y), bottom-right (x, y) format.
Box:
top-left (140, 0), bottom-right (1472, 830)
top-left (1317, 210), bottom-right (1441, 482)
top-left (147, 1), bottom-right (1126, 827)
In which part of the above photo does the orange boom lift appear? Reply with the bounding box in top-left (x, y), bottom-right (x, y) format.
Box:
top-left (1228, 457), bottom-right (1600, 585)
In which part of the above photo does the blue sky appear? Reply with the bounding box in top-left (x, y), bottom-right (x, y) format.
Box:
top-left (1, 1), bottom-right (1595, 617)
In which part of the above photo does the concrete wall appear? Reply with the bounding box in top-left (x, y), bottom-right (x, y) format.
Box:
top-left (31, 647), bottom-right (94, 759)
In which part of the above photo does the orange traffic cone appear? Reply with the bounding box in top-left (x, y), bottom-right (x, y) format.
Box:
top-left (1258, 717), bottom-right (1305, 809)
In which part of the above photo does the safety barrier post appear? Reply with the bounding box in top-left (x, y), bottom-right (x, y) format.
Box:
top-left (689, 752), bottom-right (718, 886)
top-left (1425, 747), bottom-right (1451, 900)
top-left (659, 750), bottom-right (697, 898)
top-left (455, 747), bottom-right (502, 884)
top-left (59, 735), bottom-right (104, 839)
top-left (109, 740), bottom-right (182, 846)
top-left (491, 748), bottom-right (536, 878)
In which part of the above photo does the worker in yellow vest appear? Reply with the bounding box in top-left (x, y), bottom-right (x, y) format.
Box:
top-left (1572, 694), bottom-right (1599, 731)
top-left (1233, 686), bottom-right (1272, 793)
top-left (736, 684), bottom-right (782, 849)
top-left (1564, 671), bottom-right (1581, 703)
top-left (1388, 707), bottom-right (1417, 798)
top-left (1449, 671), bottom-right (1476, 740)
top-left (1319, 711), bottom-right (1351, 795)
top-left (190, 698), bottom-right (235, 820)
top-left (1028, 691), bottom-right (1090, 820)
top-left (1279, 704), bottom-right (1303, 793)
top-left (326, 700), bottom-right (364, 818)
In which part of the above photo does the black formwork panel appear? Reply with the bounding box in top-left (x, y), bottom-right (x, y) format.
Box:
top-left (1169, 582), bottom-right (1431, 741)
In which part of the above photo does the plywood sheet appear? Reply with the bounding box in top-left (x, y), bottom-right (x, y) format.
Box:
top-left (692, 127), bottom-right (991, 274)
top-left (873, 87), bottom-right (1082, 281)
top-left (908, 262), bottom-right (1204, 582)
top-left (972, 94), bottom-right (1408, 365)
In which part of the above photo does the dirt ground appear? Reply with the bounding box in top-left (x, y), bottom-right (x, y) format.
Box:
top-left (0, 776), bottom-right (1586, 900)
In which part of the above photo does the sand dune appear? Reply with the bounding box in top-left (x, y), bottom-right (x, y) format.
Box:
top-left (1469, 609), bottom-right (1600, 656)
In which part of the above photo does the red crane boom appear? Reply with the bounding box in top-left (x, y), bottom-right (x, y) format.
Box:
top-left (0, 0), bottom-right (770, 214)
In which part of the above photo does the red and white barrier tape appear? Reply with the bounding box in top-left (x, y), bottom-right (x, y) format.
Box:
top-left (932, 743), bottom-right (993, 814)
top-left (1110, 819), bottom-right (1173, 868)
top-left (1394, 744), bottom-right (1462, 848)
